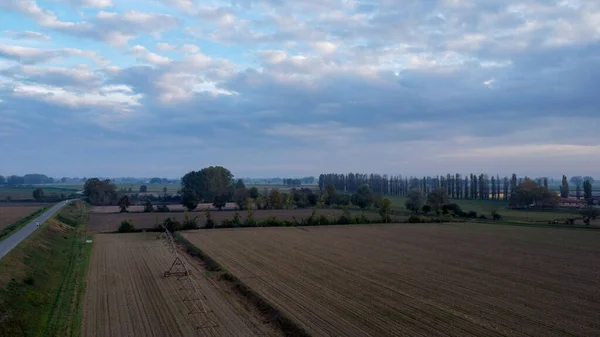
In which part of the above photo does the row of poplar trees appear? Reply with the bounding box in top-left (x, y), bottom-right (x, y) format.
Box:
top-left (318, 173), bottom-right (548, 201)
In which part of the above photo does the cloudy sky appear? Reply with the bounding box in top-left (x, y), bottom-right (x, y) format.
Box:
top-left (0, 0), bottom-right (599, 178)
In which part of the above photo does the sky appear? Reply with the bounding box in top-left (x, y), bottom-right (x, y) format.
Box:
top-left (0, 0), bottom-right (599, 179)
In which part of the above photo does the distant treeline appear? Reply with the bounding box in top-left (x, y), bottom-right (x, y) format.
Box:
top-left (0, 174), bottom-right (55, 185)
top-left (242, 177), bottom-right (316, 185)
top-left (317, 173), bottom-right (594, 201)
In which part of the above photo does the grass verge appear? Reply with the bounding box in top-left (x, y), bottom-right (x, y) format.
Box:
top-left (175, 232), bottom-right (311, 337)
top-left (0, 201), bottom-right (92, 337)
top-left (0, 206), bottom-right (49, 243)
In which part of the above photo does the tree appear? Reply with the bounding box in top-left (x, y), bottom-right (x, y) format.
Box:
top-left (427, 188), bottom-right (449, 214)
top-left (150, 177), bottom-right (162, 184)
top-left (235, 179), bottom-right (246, 190)
top-left (0, 175), bottom-right (4, 184)
top-left (560, 175), bottom-right (569, 198)
top-left (323, 184), bottom-right (337, 206)
top-left (379, 198), bottom-right (392, 223)
top-left (118, 195), bottom-right (131, 212)
top-left (143, 200), bottom-right (153, 212)
top-left (422, 204), bottom-right (432, 214)
top-left (32, 188), bottom-right (44, 201)
top-left (583, 179), bottom-right (592, 201)
top-left (233, 187), bottom-right (248, 210)
top-left (248, 187), bottom-right (259, 199)
top-left (405, 189), bottom-right (424, 213)
top-left (351, 184), bottom-right (374, 209)
top-left (571, 176), bottom-right (583, 199)
top-left (139, 185), bottom-right (148, 193)
top-left (509, 179), bottom-right (559, 209)
top-left (181, 188), bottom-right (199, 211)
top-left (84, 178), bottom-right (118, 205)
top-left (181, 166), bottom-right (234, 204)
top-left (285, 193), bottom-right (294, 209)
top-left (268, 189), bottom-right (283, 209)
top-left (580, 207), bottom-right (600, 226)
top-left (163, 186), bottom-right (168, 198)
top-left (212, 196), bottom-right (227, 210)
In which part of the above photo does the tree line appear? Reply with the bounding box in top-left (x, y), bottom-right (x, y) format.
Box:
top-left (0, 174), bottom-right (55, 185)
top-left (318, 173), bottom-right (595, 202)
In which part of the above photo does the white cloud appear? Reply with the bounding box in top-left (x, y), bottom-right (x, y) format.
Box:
top-left (156, 42), bottom-right (177, 51)
top-left (0, 44), bottom-right (105, 65)
top-left (3, 30), bottom-right (51, 41)
top-left (60, 0), bottom-right (113, 8)
top-left (0, 2), bottom-right (179, 46)
top-left (130, 45), bottom-right (171, 65)
top-left (182, 44), bottom-right (200, 53)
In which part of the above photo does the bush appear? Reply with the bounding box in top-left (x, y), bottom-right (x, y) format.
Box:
top-left (479, 214), bottom-right (488, 220)
top-left (143, 201), bottom-right (153, 213)
top-left (318, 215), bottom-right (330, 226)
top-left (467, 210), bottom-right (478, 218)
top-left (118, 220), bottom-right (136, 233)
top-left (204, 208), bottom-right (216, 229)
top-left (221, 212), bottom-right (242, 228)
top-left (258, 216), bottom-right (288, 227)
top-left (408, 215), bottom-right (428, 223)
top-left (156, 205), bottom-right (170, 212)
top-left (182, 212), bottom-right (199, 230)
top-left (161, 217), bottom-right (181, 232)
top-left (491, 211), bottom-right (502, 220)
top-left (441, 203), bottom-right (462, 215)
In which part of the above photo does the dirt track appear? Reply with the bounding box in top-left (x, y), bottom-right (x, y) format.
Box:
top-left (87, 209), bottom-right (383, 232)
top-left (182, 223), bottom-right (600, 337)
top-left (81, 233), bottom-right (280, 337)
top-left (0, 205), bottom-right (43, 230)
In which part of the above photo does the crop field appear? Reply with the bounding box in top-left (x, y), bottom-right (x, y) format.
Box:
top-left (182, 224), bottom-right (600, 336)
top-left (0, 205), bottom-right (43, 230)
top-left (81, 233), bottom-right (280, 337)
top-left (87, 209), bottom-right (385, 232)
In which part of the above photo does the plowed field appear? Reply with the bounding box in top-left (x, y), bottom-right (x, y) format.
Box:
top-left (81, 233), bottom-right (280, 337)
top-left (0, 205), bottom-right (43, 230)
top-left (182, 223), bottom-right (600, 337)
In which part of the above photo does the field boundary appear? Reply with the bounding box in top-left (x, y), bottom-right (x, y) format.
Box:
top-left (174, 232), bottom-right (311, 337)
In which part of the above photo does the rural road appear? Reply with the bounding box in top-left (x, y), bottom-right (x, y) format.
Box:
top-left (0, 200), bottom-right (72, 260)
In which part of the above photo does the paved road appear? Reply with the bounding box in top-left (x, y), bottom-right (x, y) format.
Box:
top-left (0, 200), bottom-right (72, 260)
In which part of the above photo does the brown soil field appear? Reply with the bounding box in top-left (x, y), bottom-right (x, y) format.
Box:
top-left (182, 223), bottom-right (600, 337)
top-left (81, 233), bottom-right (281, 337)
top-left (87, 209), bottom-right (385, 232)
top-left (0, 205), bottom-right (43, 230)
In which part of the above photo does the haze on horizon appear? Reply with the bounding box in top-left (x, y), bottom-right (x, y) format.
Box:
top-left (0, 0), bottom-right (599, 178)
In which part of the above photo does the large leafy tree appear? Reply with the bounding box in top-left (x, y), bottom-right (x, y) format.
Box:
top-left (323, 184), bottom-right (337, 206)
top-left (84, 178), bottom-right (118, 205)
top-left (351, 184), bottom-right (374, 209)
top-left (427, 188), bottom-right (449, 213)
top-left (509, 179), bottom-right (559, 209)
top-left (181, 166), bottom-right (234, 205)
top-left (405, 189), bottom-right (424, 213)
top-left (181, 188), bottom-right (199, 211)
